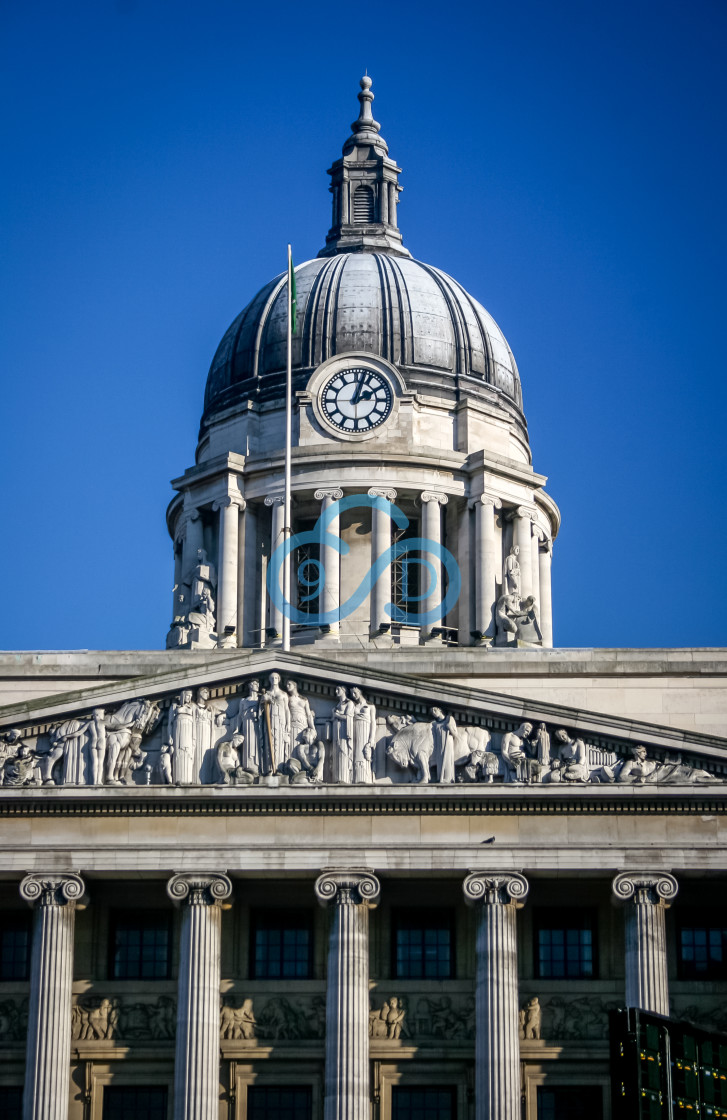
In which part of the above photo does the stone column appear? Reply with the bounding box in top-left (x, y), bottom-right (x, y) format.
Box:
top-left (388, 182), bottom-right (398, 229)
top-left (20, 872), bottom-right (85, 1120)
top-left (315, 488), bottom-right (343, 635)
top-left (367, 487), bottom-right (397, 635)
top-left (463, 872), bottom-right (529, 1120)
top-left (264, 495), bottom-right (285, 642)
top-left (612, 872), bottom-right (678, 1016)
top-left (182, 507), bottom-right (204, 584)
top-left (315, 871), bottom-right (381, 1120)
top-left (380, 178), bottom-right (389, 224)
top-left (473, 494), bottom-right (501, 641)
top-left (167, 873), bottom-right (233, 1120)
top-left (213, 497), bottom-right (244, 647)
top-left (341, 177), bottom-right (350, 224)
top-left (510, 506), bottom-right (535, 599)
top-left (537, 535), bottom-right (553, 647)
top-left (420, 492), bottom-right (449, 640)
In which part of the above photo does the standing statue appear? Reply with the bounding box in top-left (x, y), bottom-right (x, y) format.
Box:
top-left (236, 681), bottom-right (263, 773)
top-left (88, 708), bottom-right (107, 786)
top-left (503, 545), bottom-right (521, 597)
top-left (46, 717), bottom-right (92, 785)
top-left (285, 680), bottom-right (315, 751)
top-left (194, 687), bottom-right (222, 783)
top-left (331, 686), bottom-right (355, 784)
top-left (168, 690), bottom-right (196, 785)
top-left (430, 707), bottom-right (457, 784)
top-left (351, 687), bottom-right (376, 784)
top-left (523, 997), bottom-right (541, 1040)
top-left (261, 673), bottom-right (290, 773)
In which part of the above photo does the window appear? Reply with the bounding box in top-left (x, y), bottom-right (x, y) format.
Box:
top-left (678, 912), bottom-right (727, 979)
top-left (109, 911), bottom-right (172, 981)
top-left (251, 910), bottom-right (313, 979)
top-left (0, 1087), bottom-right (23, 1119)
top-left (534, 909), bottom-right (596, 980)
top-left (0, 914), bottom-right (31, 981)
top-left (391, 519), bottom-right (421, 617)
top-left (103, 1086), bottom-right (168, 1120)
top-left (537, 1086), bottom-right (602, 1120)
top-left (392, 1087), bottom-right (456, 1120)
top-left (393, 909), bottom-right (454, 980)
top-left (294, 519), bottom-right (320, 619)
top-left (247, 1086), bottom-right (312, 1120)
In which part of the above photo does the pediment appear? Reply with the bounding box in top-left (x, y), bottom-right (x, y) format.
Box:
top-left (0, 649), bottom-right (726, 801)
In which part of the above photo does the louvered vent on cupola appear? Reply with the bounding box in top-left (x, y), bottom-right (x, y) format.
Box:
top-left (353, 185), bottom-right (374, 224)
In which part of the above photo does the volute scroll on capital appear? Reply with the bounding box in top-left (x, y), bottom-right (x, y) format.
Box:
top-left (462, 871), bottom-right (529, 908)
top-left (20, 872), bottom-right (86, 907)
top-left (314, 870), bottom-right (381, 908)
top-left (264, 495), bottom-right (284, 507)
top-left (611, 872), bottom-right (678, 907)
top-left (314, 487), bottom-right (344, 502)
top-left (212, 496), bottom-right (246, 512)
top-left (470, 493), bottom-right (502, 510)
top-left (420, 491), bottom-right (449, 506)
top-left (367, 487), bottom-right (397, 503)
top-left (166, 872), bottom-right (233, 907)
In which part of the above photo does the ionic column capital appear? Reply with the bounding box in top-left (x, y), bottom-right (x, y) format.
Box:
top-left (612, 872), bottom-right (678, 908)
top-left (185, 506), bottom-right (202, 522)
top-left (167, 872), bottom-right (233, 907)
top-left (264, 494), bottom-right (284, 507)
top-left (213, 496), bottom-right (246, 512)
top-left (315, 870), bottom-right (381, 907)
top-left (314, 487), bottom-right (344, 502)
top-left (463, 871), bottom-right (529, 908)
top-left (420, 491), bottom-right (449, 506)
top-left (367, 487), bottom-right (397, 502)
top-left (470, 493), bottom-right (502, 510)
top-left (506, 505), bottom-right (537, 522)
top-left (20, 873), bottom-right (85, 908)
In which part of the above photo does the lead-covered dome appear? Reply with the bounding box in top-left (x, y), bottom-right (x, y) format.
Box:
top-left (204, 253), bottom-right (522, 419)
top-left (203, 76), bottom-right (524, 428)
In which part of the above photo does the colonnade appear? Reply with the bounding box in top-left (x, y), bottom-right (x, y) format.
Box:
top-left (19, 867), bottom-right (676, 1120)
top-left (175, 484), bottom-right (554, 649)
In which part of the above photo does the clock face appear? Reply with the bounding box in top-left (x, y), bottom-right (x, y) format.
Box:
top-left (320, 366), bottom-right (393, 434)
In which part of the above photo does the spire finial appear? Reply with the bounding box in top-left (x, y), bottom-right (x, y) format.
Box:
top-left (352, 74), bottom-right (380, 137)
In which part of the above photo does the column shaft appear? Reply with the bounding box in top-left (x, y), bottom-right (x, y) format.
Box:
top-left (380, 179), bottom-right (389, 224)
top-left (265, 497), bottom-right (285, 641)
top-left (513, 509), bottom-right (533, 598)
top-left (475, 496), bottom-right (501, 639)
top-left (21, 874), bottom-right (85, 1120)
top-left (420, 493), bottom-right (448, 639)
top-left (183, 509), bottom-right (204, 584)
top-left (538, 541), bottom-right (553, 647)
top-left (215, 499), bottom-right (242, 645)
top-left (388, 182), bottom-right (397, 228)
top-left (368, 488), bottom-right (396, 635)
top-left (613, 873), bottom-right (678, 1017)
top-left (464, 872), bottom-right (528, 1120)
top-left (316, 872), bottom-right (380, 1120)
top-left (315, 489), bottom-right (343, 634)
top-left (168, 874), bottom-right (232, 1120)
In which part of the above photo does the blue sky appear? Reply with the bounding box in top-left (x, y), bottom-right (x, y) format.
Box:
top-left (1, 0), bottom-right (725, 650)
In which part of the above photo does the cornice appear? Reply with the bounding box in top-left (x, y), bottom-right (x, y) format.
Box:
top-left (0, 784), bottom-right (726, 817)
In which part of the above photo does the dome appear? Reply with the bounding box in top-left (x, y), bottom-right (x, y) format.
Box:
top-left (204, 253), bottom-right (523, 420)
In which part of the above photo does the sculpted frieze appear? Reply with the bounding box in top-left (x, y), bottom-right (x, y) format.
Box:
top-left (1, 672), bottom-right (724, 790)
top-left (220, 994), bottom-right (325, 1041)
top-left (0, 998), bottom-right (28, 1042)
top-left (71, 995), bottom-right (176, 1042)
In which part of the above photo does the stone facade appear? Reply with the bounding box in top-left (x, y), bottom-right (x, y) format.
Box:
top-left (1, 76), bottom-right (726, 1120)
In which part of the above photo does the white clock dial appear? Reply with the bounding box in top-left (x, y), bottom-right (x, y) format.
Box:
top-left (320, 366), bottom-right (393, 433)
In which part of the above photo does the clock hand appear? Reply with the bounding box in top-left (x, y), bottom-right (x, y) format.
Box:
top-left (351, 373), bottom-right (366, 405)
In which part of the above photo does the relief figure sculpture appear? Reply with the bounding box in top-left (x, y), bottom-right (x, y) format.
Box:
top-left (261, 673), bottom-right (289, 772)
top-left (331, 685), bottom-right (354, 784)
top-left (351, 687), bottom-right (375, 784)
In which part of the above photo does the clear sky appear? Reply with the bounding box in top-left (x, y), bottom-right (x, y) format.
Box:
top-left (1, 0), bottom-right (725, 651)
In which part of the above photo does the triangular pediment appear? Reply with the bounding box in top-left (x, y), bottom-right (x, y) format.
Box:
top-left (0, 650), bottom-right (726, 800)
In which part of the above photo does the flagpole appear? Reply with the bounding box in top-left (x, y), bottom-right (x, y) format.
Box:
top-left (283, 245), bottom-right (293, 652)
